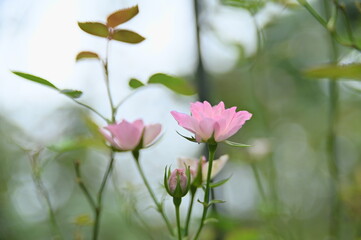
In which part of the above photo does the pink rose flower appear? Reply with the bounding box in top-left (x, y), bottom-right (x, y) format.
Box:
top-left (100, 119), bottom-right (161, 151)
top-left (171, 101), bottom-right (252, 143)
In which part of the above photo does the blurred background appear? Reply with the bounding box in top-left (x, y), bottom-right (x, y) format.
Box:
top-left (1, 0), bottom-right (361, 239)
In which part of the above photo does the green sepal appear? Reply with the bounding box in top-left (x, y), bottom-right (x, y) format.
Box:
top-left (176, 131), bottom-right (198, 143)
top-left (209, 199), bottom-right (226, 205)
top-left (224, 140), bottom-right (251, 147)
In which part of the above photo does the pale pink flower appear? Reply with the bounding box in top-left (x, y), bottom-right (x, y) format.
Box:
top-left (168, 169), bottom-right (188, 195)
top-left (171, 101), bottom-right (252, 143)
top-left (100, 119), bottom-right (161, 151)
top-left (178, 155), bottom-right (229, 182)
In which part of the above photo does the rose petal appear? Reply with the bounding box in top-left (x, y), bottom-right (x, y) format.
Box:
top-left (198, 118), bottom-right (216, 141)
top-left (143, 123), bottom-right (161, 147)
top-left (171, 111), bottom-right (198, 133)
top-left (202, 154), bottom-right (229, 181)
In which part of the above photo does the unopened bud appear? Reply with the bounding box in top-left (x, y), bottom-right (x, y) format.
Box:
top-left (164, 167), bottom-right (190, 198)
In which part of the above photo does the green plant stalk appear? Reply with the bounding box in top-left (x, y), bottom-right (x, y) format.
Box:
top-left (92, 151), bottom-right (116, 240)
top-left (251, 163), bottom-right (266, 202)
top-left (184, 187), bottom-right (197, 236)
top-left (74, 161), bottom-right (97, 210)
top-left (297, 0), bottom-right (361, 51)
top-left (33, 174), bottom-right (64, 240)
top-left (103, 39), bottom-right (116, 123)
top-left (72, 99), bottom-right (111, 123)
top-left (323, 0), bottom-right (341, 238)
top-left (174, 198), bottom-right (182, 240)
top-left (193, 143), bottom-right (217, 240)
top-left (132, 152), bottom-right (175, 236)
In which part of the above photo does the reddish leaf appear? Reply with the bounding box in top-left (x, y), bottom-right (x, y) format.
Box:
top-left (76, 51), bottom-right (100, 61)
top-left (112, 29), bottom-right (145, 43)
top-left (78, 22), bottom-right (109, 38)
top-left (107, 5), bottom-right (139, 28)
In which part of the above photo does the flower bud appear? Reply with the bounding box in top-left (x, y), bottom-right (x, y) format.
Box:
top-left (164, 167), bottom-right (190, 198)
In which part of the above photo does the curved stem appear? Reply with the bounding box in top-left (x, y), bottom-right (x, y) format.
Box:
top-left (103, 39), bottom-right (116, 123)
top-left (92, 151), bottom-right (116, 240)
top-left (72, 99), bottom-right (110, 123)
top-left (74, 160), bottom-right (97, 210)
top-left (132, 151), bottom-right (175, 236)
top-left (184, 188), bottom-right (196, 237)
top-left (193, 143), bottom-right (217, 240)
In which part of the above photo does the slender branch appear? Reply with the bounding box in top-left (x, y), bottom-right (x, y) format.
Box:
top-left (251, 163), bottom-right (266, 202)
top-left (28, 152), bottom-right (64, 240)
top-left (102, 40), bottom-right (116, 123)
top-left (74, 160), bottom-right (97, 210)
top-left (132, 151), bottom-right (175, 236)
top-left (184, 188), bottom-right (197, 237)
top-left (72, 99), bottom-right (110, 123)
top-left (297, 0), bottom-right (361, 51)
top-left (193, 143), bottom-right (217, 240)
top-left (92, 151), bottom-right (116, 240)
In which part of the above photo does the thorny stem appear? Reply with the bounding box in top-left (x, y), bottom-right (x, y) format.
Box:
top-left (193, 143), bottom-right (217, 240)
top-left (132, 151), bottom-right (175, 236)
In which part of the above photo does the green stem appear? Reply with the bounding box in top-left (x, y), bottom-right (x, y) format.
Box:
top-left (251, 163), bottom-right (266, 202)
top-left (72, 99), bottom-right (110, 123)
top-left (74, 160), bottom-right (97, 210)
top-left (92, 151), bottom-right (116, 240)
top-left (323, 0), bottom-right (341, 238)
top-left (103, 39), bottom-right (116, 123)
top-left (174, 198), bottom-right (182, 240)
top-left (184, 187), bottom-right (197, 237)
top-left (297, 0), bottom-right (361, 51)
top-left (193, 143), bottom-right (217, 240)
top-left (132, 151), bottom-right (175, 236)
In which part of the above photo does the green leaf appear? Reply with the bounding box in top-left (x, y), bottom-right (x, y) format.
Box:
top-left (76, 51), bottom-right (100, 61)
top-left (78, 22), bottom-right (109, 38)
top-left (48, 138), bottom-right (105, 153)
top-left (60, 89), bottom-right (83, 99)
top-left (224, 140), bottom-right (251, 147)
top-left (209, 199), bottom-right (226, 205)
top-left (129, 78), bottom-right (145, 89)
top-left (112, 29), bottom-right (145, 43)
top-left (148, 73), bottom-right (196, 95)
top-left (304, 63), bottom-right (361, 81)
top-left (107, 5), bottom-right (139, 28)
top-left (210, 176), bottom-right (232, 188)
top-left (176, 131), bottom-right (198, 143)
top-left (12, 71), bottom-right (58, 90)
top-left (204, 218), bottom-right (219, 225)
